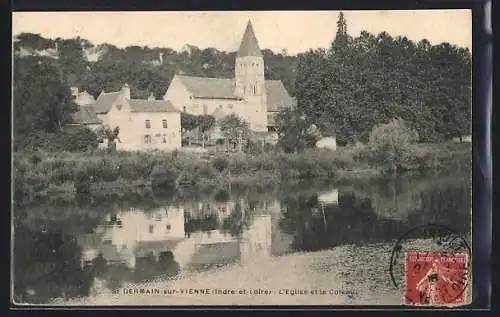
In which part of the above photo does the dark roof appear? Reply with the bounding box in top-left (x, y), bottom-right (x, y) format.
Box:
top-left (128, 99), bottom-right (181, 113)
top-left (71, 105), bottom-right (102, 125)
top-left (93, 91), bottom-right (121, 114)
top-left (189, 241), bottom-right (240, 265)
top-left (177, 75), bottom-right (241, 100)
top-left (266, 80), bottom-right (297, 111)
top-left (134, 239), bottom-right (184, 257)
top-left (177, 75), bottom-right (295, 112)
top-left (237, 21), bottom-right (263, 58)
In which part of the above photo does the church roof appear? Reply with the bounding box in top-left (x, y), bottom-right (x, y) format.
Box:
top-left (71, 105), bottom-right (102, 125)
top-left (93, 91), bottom-right (121, 114)
top-left (128, 99), bottom-right (180, 113)
top-left (177, 75), bottom-right (241, 100)
top-left (236, 21), bottom-right (263, 58)
top-left (176, 75), bottom-right (295, 112)
top-left (265, 80), bottom-right (297, 112)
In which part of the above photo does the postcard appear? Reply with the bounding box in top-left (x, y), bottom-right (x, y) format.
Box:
top-left (12, 10), bottom-right (474, 307)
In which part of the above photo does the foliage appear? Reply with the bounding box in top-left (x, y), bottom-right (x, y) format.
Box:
top-left (211, 156), bottom-right (229, 172)
top-left (14, 33), bottom-right (298, 100)
top-left (219, 114), bottom-right (251, 152)
top-left (13, 56), bottom-right (78, 149)
top-left (15, 126), bottom-right (98, 153)
top-left (180, 112), bottom-right (199, 132)
top-left (367, 118), bottom-right (420, 172)
top-left (13, 144), bottom-right (470, 207)
top-left (295, 12), bottom-right (472, 145)
top-left (95, 125), bottom-right (120, 151)
top-left (274, 108), bottom-right (319, 153)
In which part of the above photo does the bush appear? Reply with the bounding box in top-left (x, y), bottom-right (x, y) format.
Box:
top-left (228, 156), bottom-right (248, 174)
top-left (15, 126), bottom-right (98, 153)
top-left (212, 156), bottom-right (229, 172)
top-left (367, 118), bottom-right (419, 172)
top-left (61, 126), bottom-right (99, 152)
top-left (150, 165), bottom-right (179, 190)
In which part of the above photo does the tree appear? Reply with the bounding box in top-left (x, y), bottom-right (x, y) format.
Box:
top-left (274, 108), bottom-right (318, 153)
top-left (180, 112), bottom-right (199, 146)
top-left (196, 115), bottom-right (216, 149)
top-left (331, 11), bottom-right (350, 58)
top-left (96, 125), bottom-right (120, 152)
top-left (14, 56), bottom-right (78, 148)
top-left (219, 114), bottom-right (251, 153)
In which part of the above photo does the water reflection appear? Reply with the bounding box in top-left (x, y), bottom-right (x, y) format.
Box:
top-left (13, 173), bottom-right (471, 304)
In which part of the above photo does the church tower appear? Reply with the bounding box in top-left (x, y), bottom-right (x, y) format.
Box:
top-left (234, 20), bottom-right (268, 132)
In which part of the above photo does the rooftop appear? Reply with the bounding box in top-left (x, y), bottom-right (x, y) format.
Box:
top-left (71, 105), bottom-right (102, 125)
top-left (128, 99), bottom-right (181, 113)
top-left (237, 21), bottom-right (263, 58)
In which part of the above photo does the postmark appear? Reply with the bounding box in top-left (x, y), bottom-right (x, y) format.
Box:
top-left (389, 224), bottom-right (472, 306)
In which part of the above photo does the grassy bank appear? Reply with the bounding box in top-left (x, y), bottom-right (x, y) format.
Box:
top-left (13, 142), bottom-right (471, 207)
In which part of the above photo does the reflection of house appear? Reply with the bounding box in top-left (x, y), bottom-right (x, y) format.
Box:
top-left (318, 189), bottom-right (339, 206)
top-left (240, 214), bottom-right (272, 263)
top-left (78, 206), bottom-right (185, 269)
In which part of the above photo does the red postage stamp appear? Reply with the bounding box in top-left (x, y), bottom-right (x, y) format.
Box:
top-left (404, 252), bottom-right (469, 306)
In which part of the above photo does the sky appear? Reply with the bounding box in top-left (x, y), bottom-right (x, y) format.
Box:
top-left (12, 10), bottom-right (472, 55)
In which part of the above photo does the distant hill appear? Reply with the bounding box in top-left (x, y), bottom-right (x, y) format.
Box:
top-left (13, 32), bottom-right (299, 99)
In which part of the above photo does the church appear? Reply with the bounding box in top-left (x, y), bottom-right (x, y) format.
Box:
top-left (70, 20), bottom-right (296, 151)
top-left (163, 20), bottom-right (296, 134)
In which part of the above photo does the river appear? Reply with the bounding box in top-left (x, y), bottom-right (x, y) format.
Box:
top-left (12, 172), bottom-right (471, 306)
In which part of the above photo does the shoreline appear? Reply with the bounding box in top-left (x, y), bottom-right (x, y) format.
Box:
top-left (13, 143), bottom-right (471, 208)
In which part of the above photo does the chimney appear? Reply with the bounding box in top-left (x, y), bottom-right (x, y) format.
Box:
top-left (121, 83), bottom-right (131, 100)
top-left (159, 52), bottom-right (164, 65)
top-left (148, 93), bottom-right (155, 101)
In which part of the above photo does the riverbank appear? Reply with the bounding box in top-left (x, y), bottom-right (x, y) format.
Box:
top-left (13, 142), bottom-right (471, 207)
top-left (47, 243), bottom-right (403, 306)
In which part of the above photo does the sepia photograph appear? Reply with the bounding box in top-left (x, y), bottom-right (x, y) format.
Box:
top-left (12, 10), bottom-right (473, 306)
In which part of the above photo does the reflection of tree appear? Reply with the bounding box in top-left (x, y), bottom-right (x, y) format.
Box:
top-left (13, 224), bottom-right (94, 304)
top-left (184, 212), bottom-right (219, 236)
top-left (221, 200), bottom-right (253, 237)
top-left (279, 176), bottom-right (471, 252)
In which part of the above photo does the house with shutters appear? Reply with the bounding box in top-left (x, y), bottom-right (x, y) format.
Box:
top-left (71, 84), bottom-right (182, 151)
top-left (70, 20), bottom-right (294, 152)
top-left (163, 20), bottom-right (296, 135)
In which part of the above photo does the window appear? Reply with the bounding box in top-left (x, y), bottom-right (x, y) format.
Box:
top-left (166, 224), bottom-right (171, 231)
top-left (253, 85), bottom-right (256, 95)
top-left (144, 135), bottom-right (152, 144)
top-left (162, 119), bottom-right (168, 128)
top-left (149, 224), bottom-right (154, 233)
top-left (203, 104), bottom-right (208, 115)
top-left (145, 120), bottom-right (151, 128)
top-left (162, 134), bottom-right (167, 143)
top-left (183, 106), bottom-right (187, 112)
